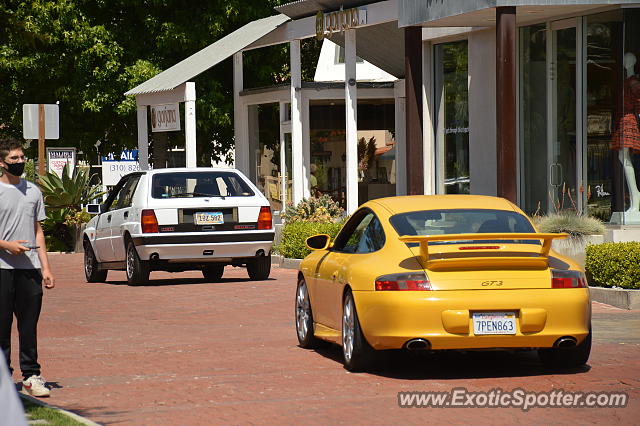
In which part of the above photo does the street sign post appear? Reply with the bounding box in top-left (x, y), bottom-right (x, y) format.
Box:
top-left (23, 104), bottom-right (60, 175)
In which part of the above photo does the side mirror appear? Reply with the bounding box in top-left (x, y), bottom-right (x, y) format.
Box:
top-left (305, 234), bottom-right (331, 250)
top-left (86, 204), bottom-right (104, 215)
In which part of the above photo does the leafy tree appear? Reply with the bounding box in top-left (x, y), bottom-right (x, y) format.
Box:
top-left (0, 1), bottom-right (320, 168)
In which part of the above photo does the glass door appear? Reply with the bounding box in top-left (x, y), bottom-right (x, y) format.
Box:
top-left (548, 19), bottom-right (582, 213)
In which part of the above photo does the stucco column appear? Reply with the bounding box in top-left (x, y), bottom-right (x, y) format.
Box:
top-left (184, 82), bottom-right (197, 168)
top-left (345, 29), bottom-right (359, 214)
top-left (290, 40), bottom-right (304, 205)
top-left (234, 52), bottom-right (249, 175)
top-left (136, 103), bottom-right (149, 170)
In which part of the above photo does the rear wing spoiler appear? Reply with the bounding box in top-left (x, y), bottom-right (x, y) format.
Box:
top-left (399, 233), bottom-right (569, 271)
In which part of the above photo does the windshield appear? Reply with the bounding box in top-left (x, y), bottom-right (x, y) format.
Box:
top-left (389, 209), bottom-right (539, 245)
top-left (151, 171), bottom-right (255, 199)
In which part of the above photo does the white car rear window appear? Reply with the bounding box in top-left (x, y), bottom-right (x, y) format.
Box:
top-left (151, 172), bottom-right (255, 198)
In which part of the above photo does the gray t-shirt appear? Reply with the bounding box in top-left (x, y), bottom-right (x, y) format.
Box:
top-left (0, 179), bottom-right (46, 269)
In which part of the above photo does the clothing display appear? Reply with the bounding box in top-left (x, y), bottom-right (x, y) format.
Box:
top-left (611, 75), bottom-right (640, 151)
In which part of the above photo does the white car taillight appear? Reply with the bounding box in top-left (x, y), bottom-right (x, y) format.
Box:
top-left (551, 269), bottom-right (587, 288)
top-left (375, 272), bottom-right (431, 291)
top-left (141, 209), bottom-right (159, 233)
top-left (257, 206), bottom-right (272, 230)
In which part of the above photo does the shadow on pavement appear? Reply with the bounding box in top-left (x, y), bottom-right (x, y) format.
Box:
top-left (100, 277), bottom-right (276, 287)
top-left (311, 344), bottom-right (590, 380)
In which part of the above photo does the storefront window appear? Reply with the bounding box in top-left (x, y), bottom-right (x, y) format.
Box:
top-left (519, 24), bottom-right (548, 215)
top-left (587, 10), bottom-right (640, 224)
top-left (435, 41), bottom-right (470, 194)
top-left (309, 100), bottom-right (395, 207)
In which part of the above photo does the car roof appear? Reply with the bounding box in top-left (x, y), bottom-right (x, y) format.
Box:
top-left (369, 195), bottom-right (518, 215)
top-left (146, 167), bottom-right (240, 175)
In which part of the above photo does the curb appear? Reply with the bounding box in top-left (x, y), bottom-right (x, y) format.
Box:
top-left (272, 255), bottom-right (302, 270)
top-left (589, 286), bottom-right (640, 310)
top-left (19, 393), bottom-right (101, 426)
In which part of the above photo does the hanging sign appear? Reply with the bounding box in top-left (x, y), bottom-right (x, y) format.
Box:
top-left (150, 103), bottom-right (181, 132)
top-left (101, 150), bottom-right (141, 186)
top-left (316, 7), bottom-right (367, 41)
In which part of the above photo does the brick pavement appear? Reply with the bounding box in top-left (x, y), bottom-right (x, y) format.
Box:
top-left (8, 253), bottom-right (640, 425)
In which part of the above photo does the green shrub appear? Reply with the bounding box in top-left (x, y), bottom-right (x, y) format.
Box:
top-left (534, 213), bottom-right (604, 237)
top-left (282, 195), bottom-right (345, 223)
top-left (585, 242), bottom-right (640, 289)
top-left (276, 221), bottom-right (344, 259)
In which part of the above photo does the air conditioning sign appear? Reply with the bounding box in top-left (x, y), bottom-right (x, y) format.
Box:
top-left (316, 7), bottom-right (367, 41)
top-left (150, 103), bottom-right (180, 132)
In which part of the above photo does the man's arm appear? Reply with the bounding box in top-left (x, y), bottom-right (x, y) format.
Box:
top-left (0, 239), bottom-right (29, 255)
top-left (34, 221), bottom-right (55, 289)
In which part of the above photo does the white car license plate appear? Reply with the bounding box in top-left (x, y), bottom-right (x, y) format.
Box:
top-left (472, 312), bottom-right (516, 335)
top-left (194, 212), bottom-right (224, 225)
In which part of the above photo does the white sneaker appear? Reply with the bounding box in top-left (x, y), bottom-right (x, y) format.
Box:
top-left (22, 375), bottom-right (50, 397)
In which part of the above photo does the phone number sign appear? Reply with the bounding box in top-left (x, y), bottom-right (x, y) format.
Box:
top-left (102, 150), bottom-right (140, 186)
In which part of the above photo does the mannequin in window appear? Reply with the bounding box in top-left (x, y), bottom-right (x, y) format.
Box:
top-left (611, 52), bottom-right (640, 222)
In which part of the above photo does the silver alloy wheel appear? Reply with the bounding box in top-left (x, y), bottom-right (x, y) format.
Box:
top-left (126, 244), bottom-right (135, 279)
top-left (296, 282), bottom-right (310, 340)
top-left (342, 296), bottom-right (355, 363)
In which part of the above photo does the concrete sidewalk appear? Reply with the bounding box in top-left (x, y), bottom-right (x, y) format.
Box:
top-left (10, 254), bottom-right (640, 424)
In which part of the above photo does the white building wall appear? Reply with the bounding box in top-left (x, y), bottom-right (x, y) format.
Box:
top-left (468, 29), bottom-right (497, 196)
top-left (314, 39), bottom-right (397, 83)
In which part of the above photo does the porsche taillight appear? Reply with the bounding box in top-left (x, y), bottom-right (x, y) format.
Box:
top-left (551, 269), bottom-right (587, 288)
top-left (375, 272), bottom-right (431, 291)
top-left (257, 206), bottom-right (272, 230)
top-left (141, 209), bottom-right (159, 233)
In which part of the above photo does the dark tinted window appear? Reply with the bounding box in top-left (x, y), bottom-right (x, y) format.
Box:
top-left (332, 210), bottom-right (385, 254)
top-left (151, 172), bottom-right (254, 199)
top-left (389, 209), bottom-right (537, 245)
top-left (116, 175), bottom-right (141, 209)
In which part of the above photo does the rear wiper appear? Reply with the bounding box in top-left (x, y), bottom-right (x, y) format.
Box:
top-left (168, 192), bottom-right (223, 198)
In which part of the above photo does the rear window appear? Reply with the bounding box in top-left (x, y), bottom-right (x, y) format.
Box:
top-left (389, 209), bottom-right (538, 246)
top-left (151, 172), bottom-right (255, 199)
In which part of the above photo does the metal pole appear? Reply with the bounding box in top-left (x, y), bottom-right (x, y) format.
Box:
top-left (38, 104), bottom-right (45, 175)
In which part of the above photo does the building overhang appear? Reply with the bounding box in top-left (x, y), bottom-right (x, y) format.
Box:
top-left (399, 0), bottom-right (639, 27)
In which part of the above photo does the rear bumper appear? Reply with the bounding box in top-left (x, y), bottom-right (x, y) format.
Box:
top-left (353, 288), bottom-right (591, 350)
top-left (133, 231), bottom-right (274, 261)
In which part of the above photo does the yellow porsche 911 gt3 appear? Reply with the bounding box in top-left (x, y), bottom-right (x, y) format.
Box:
top-left (295, 195), bottom-right (591, 371)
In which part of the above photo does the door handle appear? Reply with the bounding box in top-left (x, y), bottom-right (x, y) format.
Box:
top-left (107, 215), bottom-right (112, 222)
top-left (124, 211), bottom-right (129, 219)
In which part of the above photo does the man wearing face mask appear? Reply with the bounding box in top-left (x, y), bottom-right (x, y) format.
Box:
top-left (0, 137), bottom-right (55, 398)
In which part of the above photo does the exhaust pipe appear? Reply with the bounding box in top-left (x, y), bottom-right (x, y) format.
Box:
top-left (150, 253), bottom-right (160, 261)
top-left (554, 337), bottom-right (577, 348)
top-left (405, 338), bottom-right (431, 351)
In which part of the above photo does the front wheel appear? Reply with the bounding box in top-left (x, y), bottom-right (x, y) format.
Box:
top-left (126, 240), bottom-right (150, 286)
top-left (295, 277), bottom-right (319, 348)
top-left (247, 254), bottom-right (271, 281)
top-left (342, 290), bottom-right (374, 372)
top-left (538, 328), bottom-right (592, 370)
top-left (84, 241), bottom-right (107, 283)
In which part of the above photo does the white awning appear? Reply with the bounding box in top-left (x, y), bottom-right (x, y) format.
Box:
top-left (125, 14), bottom-right (290, 96)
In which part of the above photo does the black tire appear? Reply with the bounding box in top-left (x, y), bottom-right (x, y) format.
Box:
top-left (83, 241), bottom-right (108, 283)
top-left (538, 327), bottom-right (592, 370)
top-left (203, 264), bottom-right (225, 282)
top-left (295, 277), bottom-right (320, 348)
top-left (125, 239), bottom-right (150, 285)
top-left (342, 290), bottom-right (374, 372)
top-left (247, 254), bottom-right (271, 281)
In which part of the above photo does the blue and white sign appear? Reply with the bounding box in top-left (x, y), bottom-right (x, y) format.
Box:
top-left (102, 150), bottom-right (141, 186)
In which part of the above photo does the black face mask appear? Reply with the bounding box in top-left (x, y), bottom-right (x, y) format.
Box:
top-left (2, 162), bottom-right (25, 177)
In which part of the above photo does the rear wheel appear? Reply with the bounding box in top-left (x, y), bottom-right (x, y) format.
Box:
top-left (203, 264), bottom-right (224, 282)
top-left (295, 277), bottom-right (319, 348)
top-left (126, 240), bottom-right (150, 286)
top-left (538, 328), bottom-right (592, 370)
top-left (342, 290), bottom-right (374, 372)
top-left (83, 241), bottom-right (107, 283)
top-left (247, 254), bottom-right (271, 281)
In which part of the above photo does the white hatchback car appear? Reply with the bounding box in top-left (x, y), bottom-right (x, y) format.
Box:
top-left (83, 168), bottom-right (275, 285)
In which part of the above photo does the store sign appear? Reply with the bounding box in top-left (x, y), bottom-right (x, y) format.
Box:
top-left (101, 150), bottom-right (140, 186)
top-left (316, 7), bottom-right (367, 41)
top-left (46, 147), bottom-right (75, 177)
top-left (150, 103), bottom-right (180, 132)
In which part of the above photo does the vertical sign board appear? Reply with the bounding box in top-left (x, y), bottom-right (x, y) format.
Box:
top-left (46, 148), bottom-right (76, 177)
top-left (150, 103), bottom-right (181, 132)
top-left (101, 150), bottom-right (141, 186)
